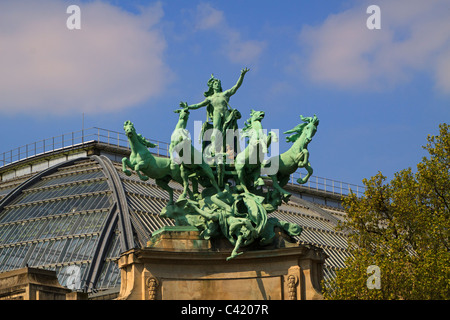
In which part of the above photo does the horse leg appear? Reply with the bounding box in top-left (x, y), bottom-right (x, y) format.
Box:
top-left (122, 157), bottom-right (133, 176)
top-left (201, 163), bottom-right (221, 193)
top-left (169, 142), bottom-right (177, 170)
top-left (235, 164), bottom-right (250, 193)
top-left (269, 174), bottom-right (291, 199)
top-left (134, 162), bottom-right (149, 181)
top-left (297, 162), bottom-right (313, 184)
top-left (266, 131), bottom-right (277, 148)
top-left (252, 167), bottom-right (264, 187)
top-left (296, 149), bottom-right (309, 167)
top-left (178, 164), bottom-right (189, 200)
top-left (260, 138), bottom-right (268, 155)
top-left (156, 178), bottom-right (174, 205)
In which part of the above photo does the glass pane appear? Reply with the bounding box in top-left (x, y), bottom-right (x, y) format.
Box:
top-left (62, 237), bottom-right (80, 262)
top-left (3, 244), bottom-right (29, 270)
top-left (0, 224), bottom-right (15, 244)
top-left (0, 247), bottom-right (13, 271)
top-left (47, 238), bottom-right (67, 265)
top-left (103, 232), bottom-right (120, 259)
top-left (37, 240), bottom-right (54, 266)
top-left (96, 260), bottom-right (120, 289)
top-left (26, 242), bottom-right (43, 266)
top-left (33, 170), bottom-right (105, 189)
top-left (73, 235), bottom-right (98, 261)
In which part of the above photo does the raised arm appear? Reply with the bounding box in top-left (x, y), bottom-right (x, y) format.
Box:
top-left (225, 68), bottom-right (249, 97)
top-left (186, 98), bottom-right (210, 110)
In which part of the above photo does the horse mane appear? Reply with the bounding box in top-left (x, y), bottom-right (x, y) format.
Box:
top-left (137, 134), bottom-right (157, 148)
top-left (241, 110), bottom-right (257, 137)
top-left (284, 115), bottom-right (319, 143)
top-left (284, 123), bottom-right (307, 143)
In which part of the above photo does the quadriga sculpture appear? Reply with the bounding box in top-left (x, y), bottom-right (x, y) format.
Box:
top-left (121, 68), bottom-right (318, 261)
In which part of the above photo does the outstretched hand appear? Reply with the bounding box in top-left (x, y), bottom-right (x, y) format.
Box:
top-left (241, 67), bottom-right (250, 75)
top-left (180, 101), bottom-right (188, 109)
top-left (174, 101), bottom-right (189, 113)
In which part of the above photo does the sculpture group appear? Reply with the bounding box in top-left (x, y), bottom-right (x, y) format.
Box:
top-left (122, 68), bottom-right (319, 260)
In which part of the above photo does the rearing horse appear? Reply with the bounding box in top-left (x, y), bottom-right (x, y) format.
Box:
top-left (235, 110), bottom-right (277, 193)
top-left (122, 120), bottom-right (183, 204)
top-left (170, 106), bottom-right (222, 199)
top-left (265, 115), bottom-right (319, 200)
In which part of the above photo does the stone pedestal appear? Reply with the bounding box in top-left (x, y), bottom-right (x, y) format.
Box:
top-left (0, 267), bottom-right (72, 300)
top-left (117, 226), bottom-right (327, 300)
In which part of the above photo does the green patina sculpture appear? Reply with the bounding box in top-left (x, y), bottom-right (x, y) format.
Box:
top-left (235, 109), bottom-right (277, 193)
top-left (122, 68), bottom-right (319, 260)
top-left (122, 120), bottom-right (185, 204)
top-left (266, 114), bottom-right (319, 200)
top-left (185, 68), bottom-right (249, 154)
top-left (169, 105), bottom-right (222, 200)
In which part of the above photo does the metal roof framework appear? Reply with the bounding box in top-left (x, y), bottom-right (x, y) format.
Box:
top-left (0, 156), bottom-right (133, 291)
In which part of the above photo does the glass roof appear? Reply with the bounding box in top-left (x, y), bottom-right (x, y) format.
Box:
top-left (0, 158), bottom-right (115, 291)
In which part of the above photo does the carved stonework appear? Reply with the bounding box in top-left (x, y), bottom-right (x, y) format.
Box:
top-left (116, 230), bottom-right (327, 300)
top-left (0, 267), bottom-right (72, 300)
top-left (145, 277), bottom-right (159, 300)
top-left (287, 274), bottom-right (298, 300)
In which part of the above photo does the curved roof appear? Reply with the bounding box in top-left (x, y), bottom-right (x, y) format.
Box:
top-left (0, 152), bottom-right (350, 294)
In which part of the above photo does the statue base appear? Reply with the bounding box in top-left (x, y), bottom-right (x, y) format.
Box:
top-left (116, 226), bottom-right (327, 300)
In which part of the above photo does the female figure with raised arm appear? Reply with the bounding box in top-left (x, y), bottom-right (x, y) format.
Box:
top-left (183, 68), bottom-right (250, 152)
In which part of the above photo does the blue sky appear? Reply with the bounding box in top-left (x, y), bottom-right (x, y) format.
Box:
top-left (0, 0), bottom-right (449, 188)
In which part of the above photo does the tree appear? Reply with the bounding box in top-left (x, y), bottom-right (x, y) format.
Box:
top-left (324, 123), bottom-right (449, 299)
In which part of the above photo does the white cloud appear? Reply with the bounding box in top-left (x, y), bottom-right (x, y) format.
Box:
top-left (0, 0), bottom-right (172, 114)
top-left (194, 3), bottom-right (224, 30)
top-left (192, 3), bottom-right (266, 65)
top-left (435, 50), bottom-right (450, 93)
top-left (297, 0), bottom-right (450, 93)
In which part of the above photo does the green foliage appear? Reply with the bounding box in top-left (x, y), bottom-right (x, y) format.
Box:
top-left (324, 123), bottom-right (450, 299)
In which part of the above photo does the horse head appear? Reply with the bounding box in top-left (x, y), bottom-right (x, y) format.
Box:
top-left (123, 120), bottom-right (136, 138)
top-left (301, 115), bottom-right (319, 145)
top-left (242, 109), bottom-right (265, 138)
top-left (249, 109), bottom-right (265, 123)
top-left (124, 120), bottom-right (156, 149)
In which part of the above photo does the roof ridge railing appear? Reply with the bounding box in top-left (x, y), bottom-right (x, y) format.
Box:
top-left (0, 127), bottom-right (365, 197)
